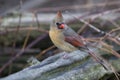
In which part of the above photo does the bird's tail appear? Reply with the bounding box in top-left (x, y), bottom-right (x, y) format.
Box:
top-left (87, 49), bottom-right (110, 70)
top-left (85, 47), bottom-right (120, 80)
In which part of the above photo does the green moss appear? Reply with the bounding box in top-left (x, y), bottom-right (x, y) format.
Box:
top-left (37, 57), bottom-right (89, 80)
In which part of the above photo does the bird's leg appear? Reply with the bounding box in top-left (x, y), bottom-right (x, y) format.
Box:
top-left (62, 51), bottom-right (70, 59)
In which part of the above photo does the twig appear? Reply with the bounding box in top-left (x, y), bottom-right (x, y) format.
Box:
top-left (66, 12), bottom-right (105, 34)
top-left (77, 19), bottom-right (90, 34)
top-left (12, 0), bottom-right (22, 48)
top-left (8, 0), bottom-right (23, 74)
top-left (80, 19), bottom-right (105, 33)
top-left (0, 48), bottom-right (40, 55)
top-left (30, 1), bottom-right (120, 13)
top-left (99, 27), bottom-right (120, 41)
top-left (36, 45), bottom-right (56, 59)
top-left (107, 19), bottom-right (120, 28)
top-left (34, 12), bottom-right (41, 29)
top-left (22, 28), bottom-right (31, 49)
top-left (0, 27), bottom-right (48, 35)
top-left (0, 34), bottom-right (48, 74)
top-left (108, 37), bottom-right (120, 45)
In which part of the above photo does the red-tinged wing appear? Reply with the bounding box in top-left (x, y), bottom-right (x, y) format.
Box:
top-left (63, 24), bottom-right (86, 49)
top-left (65, 36), bottom-right (85, 48)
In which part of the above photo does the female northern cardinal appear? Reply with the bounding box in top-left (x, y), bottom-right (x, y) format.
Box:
top-left (49, 11), bottom-right (114, 70)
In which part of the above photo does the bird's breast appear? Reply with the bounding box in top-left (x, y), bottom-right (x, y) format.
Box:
top-left (49, 29), bottom-right (77, 52)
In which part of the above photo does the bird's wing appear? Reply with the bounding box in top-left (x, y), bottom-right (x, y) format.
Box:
top-left (63, 26), bottom-right (85, 48)
top-left (65, 36), bottom-right (84, 48)
top-left (63, 26), bottom-right (114, 70)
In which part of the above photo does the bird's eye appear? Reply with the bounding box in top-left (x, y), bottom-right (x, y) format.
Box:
top-left (56, 22), bottom-right (60, 26)
top-left (56, 22), bottom-right (65, 29)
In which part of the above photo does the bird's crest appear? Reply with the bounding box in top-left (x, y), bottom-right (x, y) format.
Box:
top-left (54, 11), bottom-right (63, 22)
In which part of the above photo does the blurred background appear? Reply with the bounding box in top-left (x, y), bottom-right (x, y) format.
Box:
top-left (0, 0), bottom-right (120, 78)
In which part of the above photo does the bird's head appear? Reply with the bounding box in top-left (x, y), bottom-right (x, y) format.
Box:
top-left (50, 11), bottom-right (66, 30)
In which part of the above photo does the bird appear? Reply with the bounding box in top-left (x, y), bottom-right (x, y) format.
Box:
top-left (49, 11), bottom-right (115, 70)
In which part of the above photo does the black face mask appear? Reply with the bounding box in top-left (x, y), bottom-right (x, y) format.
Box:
top-left (56, 22), bottom-right (65, 29)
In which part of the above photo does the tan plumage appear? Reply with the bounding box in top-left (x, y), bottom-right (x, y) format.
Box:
top-left (49, 25), bottom-right (77, 52)
top-left (49, 11), bottom-right (77, 52)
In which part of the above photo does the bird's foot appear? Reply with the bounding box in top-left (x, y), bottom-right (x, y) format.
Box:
top-left (62, 53), bottom-right (69, 59)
